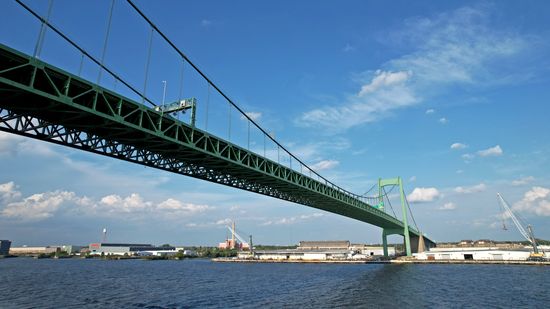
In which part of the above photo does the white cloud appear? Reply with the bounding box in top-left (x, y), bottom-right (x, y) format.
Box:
top-left (215, 218), bottom-right (233, 226)
top-left (454, 183), bottom-right (486, 194)
top-left (462, 153), bottom-right (474, 160)
top-left (407, 187), bottom-right (440, 203)
top-left (201, 19), bottom-right (212, 27)
top-left (391, 7), bottom-right (526, 85)
top-left (358, 70), bottom-right (412, 96)
top-left (439, 202), bottom-right (456, 210)
top-left (299, 81), bottom-right (417, 131)
top-left (343, 43), bottom-right (355, 52)
top-left (241, 112), bottom-right (262, 121)
top-left (1, 190), bottom-right (76, 221)
top-left (0, 182), bottom-right (211, 221)
top-left (0, 181), bottom-right (22, 202)
top-left (477, 145), bottom-right (503, 157)
top-left (310, 160), bottom-right (339, 171)
top-left (425, 109), bottom-right (435, 114)
top-left (0, 131), bottom-right (56, 157)
top-left (512, 176), bottom-right (535, 186)
top-left (0, 132), bottom-right (21, 156)
top-left (262, 213), bottom-right (324, 226)
top-left (513, 187), bottom-right (550, 216)
top-left (438, 117), bottom-right (448, 124)
top-left (298, 6), bottom-right (527, 132)
top-left (450, 143), bottom-right (467, 150)
top-left (99, 193), bottom-right (150, 213)
top-left (157, 198), bottom-right (210, 214)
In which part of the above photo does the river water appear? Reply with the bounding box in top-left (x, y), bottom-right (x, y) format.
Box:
top-left (1, 258), bottom-right (549, 308)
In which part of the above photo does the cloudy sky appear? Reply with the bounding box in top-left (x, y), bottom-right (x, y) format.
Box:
top-left (1, 0), bottom-right (550, 246)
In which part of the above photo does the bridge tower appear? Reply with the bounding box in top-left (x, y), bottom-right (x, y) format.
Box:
top-left (379, 177), bottom-right (412, 257)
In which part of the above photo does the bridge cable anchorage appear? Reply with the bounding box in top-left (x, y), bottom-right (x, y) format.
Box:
top-left (124, 0), bottom-right (350, 193)
top-left (97, 0), bottom-right (116, 85)
top-left (33, 0), bottom-right (53, 58)
top-left (15, 0), bottom-right (158, 107)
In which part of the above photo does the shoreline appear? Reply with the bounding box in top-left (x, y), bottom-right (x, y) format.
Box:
top-left (212, 258), bottom-right (550, 266)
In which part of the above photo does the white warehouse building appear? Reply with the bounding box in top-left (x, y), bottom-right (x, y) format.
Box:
top-left (414, 247), bottom-right (550, 261)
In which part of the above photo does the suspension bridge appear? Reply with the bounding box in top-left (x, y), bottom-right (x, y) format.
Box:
top-left (0, 0), bottom-right (434, 256)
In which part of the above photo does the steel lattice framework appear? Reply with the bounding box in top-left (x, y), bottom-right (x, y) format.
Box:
top-left (0, 43), bottom-right (433, 241)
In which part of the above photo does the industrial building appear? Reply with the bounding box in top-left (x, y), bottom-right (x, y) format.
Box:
top-left (240, 240), bottom-right (396, 261)
top-left (0, 240), bottom-right (11, 256)
top-left (88, 243), bottom-right (177, 256)
top-left (414, 247), bottom-right (550, 261)
top-left (61, 245), bottom-right (85, 255)
top-left (9, 246), bottom-right (60, 255)
top-left (218, 221), bottom-right (250, 250)
top-left (350, 244), bottom-right (396, 257)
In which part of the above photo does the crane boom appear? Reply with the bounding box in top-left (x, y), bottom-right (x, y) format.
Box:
top-left (497, 193), bottom-right (532, 243)
top-left (497, 193), bottom-right (543, 257)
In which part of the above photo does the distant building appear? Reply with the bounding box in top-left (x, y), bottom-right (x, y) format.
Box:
top-left (474, 239), bottom-right (494, 246)
top-left (298, 241), bottom-right (350, 250)
top-left (242, 240), bottom-right (395, 261)
top-left (350, 244), bottom-right (396, 256)
top-left (414, 247), bottom-right (550, 261)
top-left (88, 243), bottom-right (176, 256)
top-left (0, 240), bottom-right (11, 256)
top-left (458, 240), bottom-right (474, 247)
top-left (61, 245), bottom-right (85, 255)
top-left (9, 246), bottom-right (60, 255)
top-left (218, 239), bottom-right (250, 250)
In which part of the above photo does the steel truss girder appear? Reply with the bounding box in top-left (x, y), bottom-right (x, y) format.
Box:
top-left (0, 43), bottom-right (426, 236)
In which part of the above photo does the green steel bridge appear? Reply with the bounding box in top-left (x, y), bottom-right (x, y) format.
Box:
top-left (0, 0), bottom-right (434, 255)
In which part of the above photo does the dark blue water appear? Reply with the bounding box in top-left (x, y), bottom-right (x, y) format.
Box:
top-left (1, 258), bottom-right (549, 308)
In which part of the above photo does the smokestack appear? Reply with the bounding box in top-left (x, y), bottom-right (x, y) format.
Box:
top-left (231, 221), bottom-right (236, 249)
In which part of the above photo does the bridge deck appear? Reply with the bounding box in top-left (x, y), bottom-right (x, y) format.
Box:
top-left (0, 43), bottom-right (427, 240)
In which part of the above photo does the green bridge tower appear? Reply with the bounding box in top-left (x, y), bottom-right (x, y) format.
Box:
top-left (379, 177), bottom-right (412, 257)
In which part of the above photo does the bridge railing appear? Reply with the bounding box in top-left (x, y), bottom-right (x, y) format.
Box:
top-left (2, 0), bottom-right (382, 207)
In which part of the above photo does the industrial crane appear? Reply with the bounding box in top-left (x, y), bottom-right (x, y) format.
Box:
top-left (497, 193), bottom-right (545, 261)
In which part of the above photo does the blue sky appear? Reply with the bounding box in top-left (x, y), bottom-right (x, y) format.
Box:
top-left (1, 0), bottom-right (550, 246)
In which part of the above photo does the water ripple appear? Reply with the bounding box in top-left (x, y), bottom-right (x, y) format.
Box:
top-left (1, 259), bottom-right (549, 308)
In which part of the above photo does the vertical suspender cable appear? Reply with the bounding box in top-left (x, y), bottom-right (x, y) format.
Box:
top-left (142, 27), bottom-right (154, 104)
top-left (247, 120), bottom-right (250, 150)
top-left (15, 0), bottom-right (157, 106)
top-left (228, 103), bottom-right (231, 140)
top-left (97, 0), bottom-right (116, 84)
top-left (178, 59), bottom-right (185, 102)
top-left (205, 84), bottom-right (210, 130)
top-left (33, 0), bottom-right (54, 58)
top-left (404, 195), bottom-right (419, 231)
top-left (78, 53), bottom-right (84, 76)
